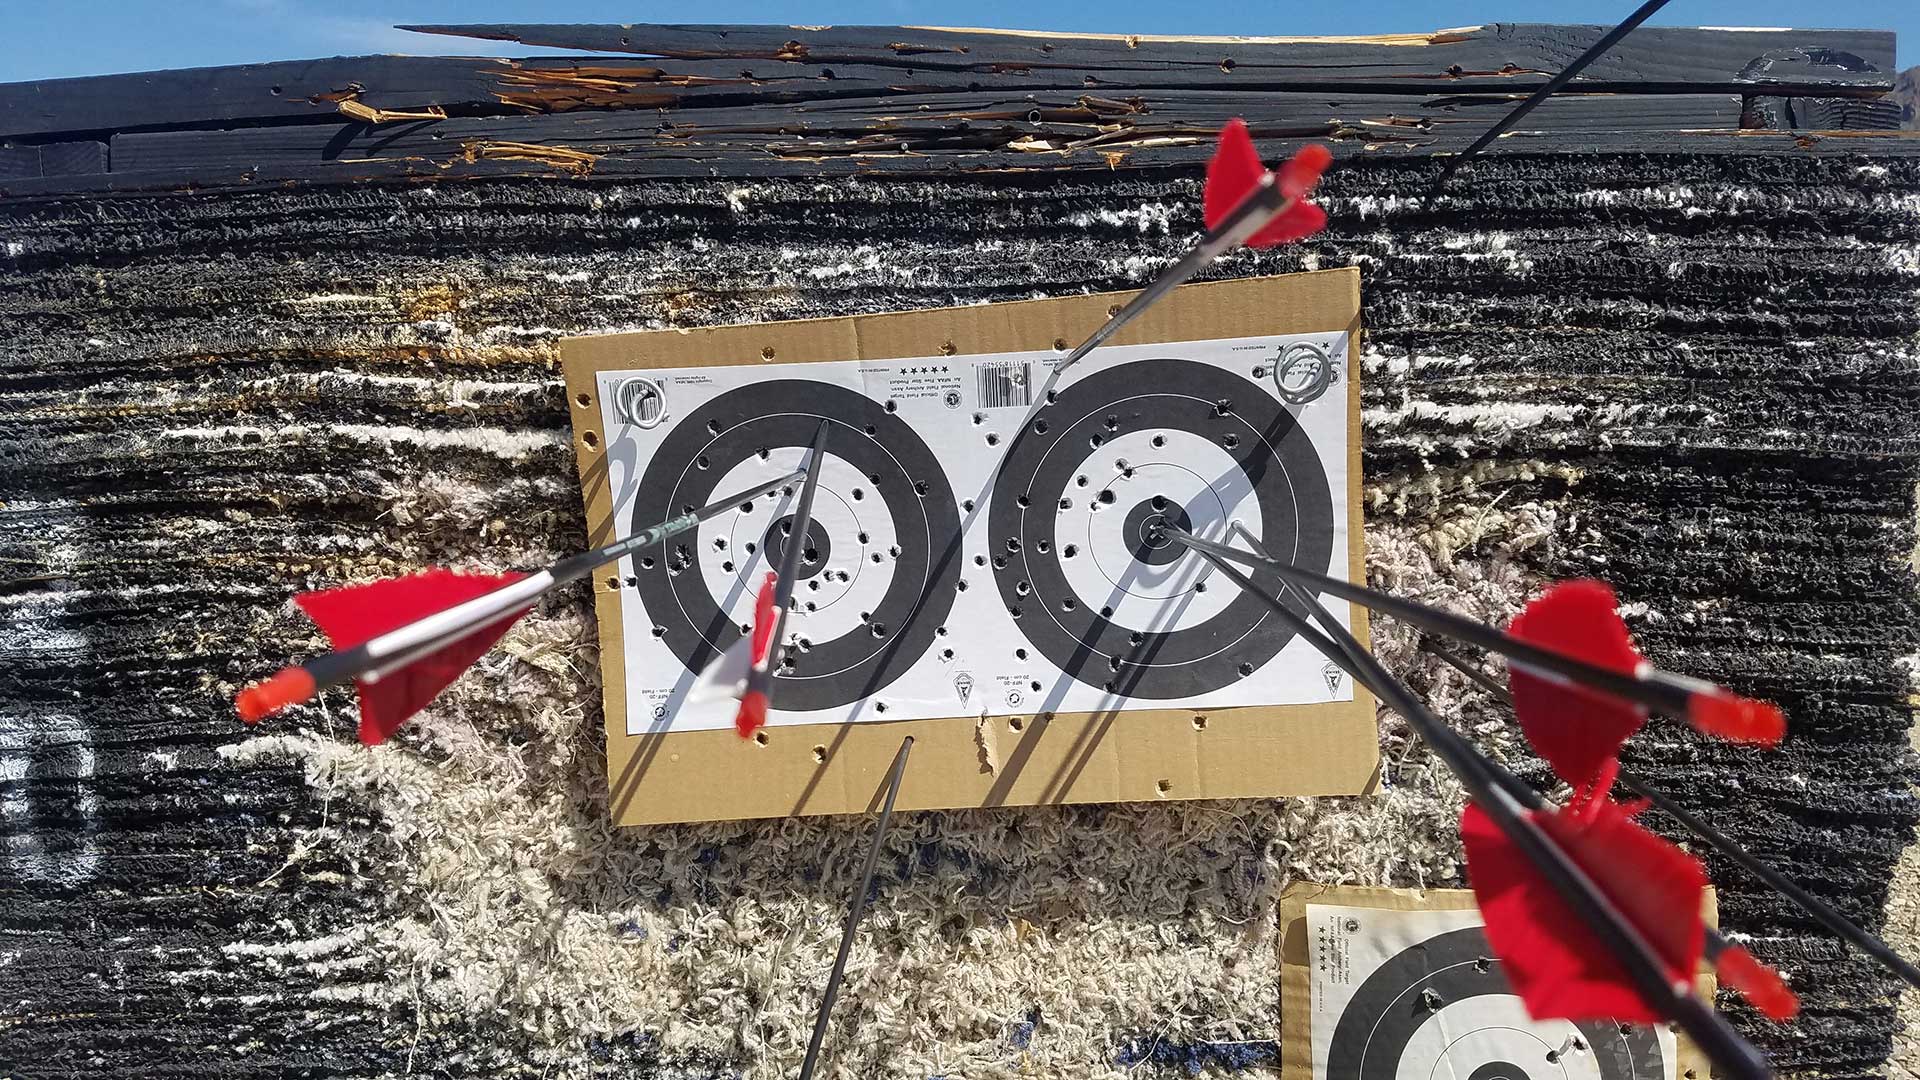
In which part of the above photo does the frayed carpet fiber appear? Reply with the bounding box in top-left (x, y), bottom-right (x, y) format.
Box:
top-left (2, 155), bottom-right (1919, 1078)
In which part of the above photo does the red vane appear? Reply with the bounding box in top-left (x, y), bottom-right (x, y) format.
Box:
top-left (293, 568), bottom-right (528, 745)
top-left (1462, 798), bottom-right (1707, 1023)
top-left (748, 571), bottom-right (778, 669)
top-left (1689, 691), bottom-right (1786, 746)
top-left (1203, 119), bottom-right (1331, 249)
top-left (1276, 143), bottom-right (1333, 200)
top-left (235, 666), bottom-right (317, 723)
top-left (735, 572), bottom-right (780, 739)
top-left (1714, 943), bottom-right (1799, 1021)
top-left (735, 689), bottom-right (770, 741)
top-left (1507, 579), bottom-right (1646, 794)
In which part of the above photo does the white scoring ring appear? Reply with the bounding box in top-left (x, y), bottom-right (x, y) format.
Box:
top-left (696, 449), bottom-right (902, 648)
top-left (1055, 428), bottom-right (1261, 633)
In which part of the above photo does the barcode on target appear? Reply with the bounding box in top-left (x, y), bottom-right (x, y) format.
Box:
top-left (976, 361), bottom-right (1032, 409)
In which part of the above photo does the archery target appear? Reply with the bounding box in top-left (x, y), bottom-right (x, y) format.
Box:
top-left (627, 381), bottom-right (962, 714)
top-left (596, 332), bottom-right (1351, 734)
top-left (1309, 905), bottom-right (1674, 1080)
top-left (989, 358), bottom-right (1334, 698)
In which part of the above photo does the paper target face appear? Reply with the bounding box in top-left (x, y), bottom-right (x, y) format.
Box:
top-left (989, 358), bottom-right (1333, 698)
top-left (1308, 905), bottom-right (1675, 1080)
top-left (627, 381), bottom-right (963, 713)
top-left (596, 333), bottom-right (1351, 733)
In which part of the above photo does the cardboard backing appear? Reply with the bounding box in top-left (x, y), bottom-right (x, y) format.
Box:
top-left (561, 269), bottom-right (1377, 825)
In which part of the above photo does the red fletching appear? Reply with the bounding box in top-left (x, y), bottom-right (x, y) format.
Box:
top-left (1256, 201), bottom-right (1329, 248)
top-left (735, 690), bottom-right (770, 740)
top-left (748, 572), bottom-right (778, 669)
top-left (1276, 143), bottom-right (1333, 200)
top-left (293, 568), bottom-right (529, 745)
top-left (1689, 690), bottom-right (1786, 746)
top-left (1714, 943), bottom-right (1799, 1021)
top-left (1203, 118), bottom-right (1331, 249)
top-left (1203, 119), bottom-right (1264, 228)
top-left (735, 572), bottom-right (780, 739)
top-left (1461, 798), bottom-right (1707, 1023)
top-left (1507, 580), bottom-right (1647, 793)
top-left (235, 666), bottom-right (317, 723)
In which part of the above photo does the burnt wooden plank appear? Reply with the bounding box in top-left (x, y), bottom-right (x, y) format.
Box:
top-left (103, 91), bottom-right (1748, 178)
top-left (1752, 96), bottom-right (1905, 130)
top-left (0, 140), bottom-right (107, 179)
top-left (36, 140), bottom-right (109, 176)
top-left (101, 93), bottom-right (1750, 182)
top-left (0, 144), bottom-right (41, 179)
top-left (2, 31), bottom-right (1895, 144)
top-left (0, 56), bottom-right (892, 139)
top-left (7, 125), bottom-right (1907, 200)
top-left (676, 89), bottom-right (1748, 131)
top-left (0, 57), bottom-right (509, 139)
top-left (400, 22), bottom-right (1896, 90)
top-left (0, 56), bottom-right (983, 140)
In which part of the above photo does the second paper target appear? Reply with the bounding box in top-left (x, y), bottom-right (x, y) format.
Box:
top-left (989, 358), bottom-right (1335, 699)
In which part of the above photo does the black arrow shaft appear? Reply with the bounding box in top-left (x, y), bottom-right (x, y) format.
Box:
top-left (1176, 538), bottom-right (1771, 1080)
top-left (1424, 637), bottom-right (1920, 991)
top-left (797, 735), bottom-right (914, 1080)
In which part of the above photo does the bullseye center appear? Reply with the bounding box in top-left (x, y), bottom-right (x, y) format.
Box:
top-left (763, 516), bottom-right (832, 580)
top-left (1124, 497), bottom-right (1192, 566)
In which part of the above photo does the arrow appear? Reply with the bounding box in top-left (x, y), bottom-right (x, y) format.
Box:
top-left (1424, 0), bottom-right (1674, 204)
top-left (1039, 121), bottom-right (1330, 402)
top-left (234, 468), bottom-right (805, 744)
top-left (725, 421), bottom-right (830, 738)
top-left (1503, 578), bottom-right (1647, 806)
top-left (1204, 534), bottom-right (1795, 1022)
top-left (1170, 533), bottom-right (1772, 1077)
top-left (797, 735), bottom-right (914, 1080)
top-left (969, 122), bottom-right (1332, 496)
top-left (1159, 527), bottom-right (1784, 747)
top-left (1426, 634), bottom-right (1916, 997)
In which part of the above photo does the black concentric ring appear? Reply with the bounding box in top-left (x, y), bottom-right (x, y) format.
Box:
top-left (1325, 927), bottom-right (1665, 1080)
top-left (988, 358), bottom-right (1334, 698)
top-left (632, 380), bottom-right (962, 711)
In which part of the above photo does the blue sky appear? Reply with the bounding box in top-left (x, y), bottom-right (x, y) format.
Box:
top-left (2, 0), bottom-right (1909, 83)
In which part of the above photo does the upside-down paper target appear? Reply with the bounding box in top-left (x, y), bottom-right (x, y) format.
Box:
top-left (1280, 885), bottom-right (1707, 1080)
top-left (564, 272), bottom-right (1377, 824)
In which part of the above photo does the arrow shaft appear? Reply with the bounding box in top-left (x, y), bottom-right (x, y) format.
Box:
top-left (1425, 637), bottom-right (1920, 991)
top-left (1056, 179), bottom-right (1295, 375)
top-left (798, 735), bottom-right (914, 1080)
top-left (1174, 536), bottom-right (1770, 1079)
top-left (551, 467), bottom-right (805, 584)
top-left (1426, 0), bottom-right (1673, 201)
top-left (297, 470), bottom-right (807, 695)
top-left (743, 424), bottom-right (829, 710)
top-left (1165, 527), bottom-right (1693, 718)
